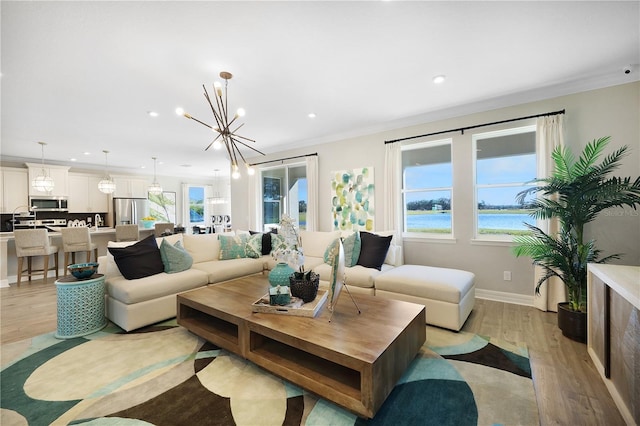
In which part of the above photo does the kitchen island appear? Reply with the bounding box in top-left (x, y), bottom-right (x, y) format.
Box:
top-left (0, 227), bottom-right (155, 287)
top-left (587, 264), bottom-right (639, 425)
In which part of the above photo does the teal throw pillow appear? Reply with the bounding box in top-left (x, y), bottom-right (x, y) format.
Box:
top-left (159, 239), bottom-right (193, 274)
top-left (219, 234), bottom-right (249, 260)
top-left (342, 231), bottom-right (361, 267)
top-left (270, 233), bottom-right (288, 254)
top-left (245, 233), bottom-right (262, 259)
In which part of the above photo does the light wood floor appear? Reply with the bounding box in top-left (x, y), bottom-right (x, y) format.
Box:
top-left (0, 279), bottom-right (625, 425)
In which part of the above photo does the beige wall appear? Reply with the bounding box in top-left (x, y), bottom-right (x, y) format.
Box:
top-left (232, 82), bottom-right (640, 302)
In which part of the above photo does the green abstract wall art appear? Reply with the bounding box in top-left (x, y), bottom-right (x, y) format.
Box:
top-left (331, 167), bottom-right (375, 231)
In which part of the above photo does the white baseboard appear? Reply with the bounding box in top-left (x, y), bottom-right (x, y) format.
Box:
top-left (475, 289), bottom-right (534, 307)
top-left (2, 270), bottom-right (61, 288)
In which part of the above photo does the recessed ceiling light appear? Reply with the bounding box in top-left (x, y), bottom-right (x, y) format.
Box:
top-left (433, 75), bottom-right (446, 84)
top-left (148, 111), bottom-right (159, 117)
top-left (141, 165), bottom-right (146, 169)
top-left (69, 158), bottom-right (77, 162)
top-left (308, 113), bottom-right (317, 119)
top-left (83, 152), bottom-right (91, 156)
top-left (181, 164), bottom-right (192, 168)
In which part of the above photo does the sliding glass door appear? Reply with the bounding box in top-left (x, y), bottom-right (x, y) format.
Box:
top-left (261, 164), bottom-right (307, 231)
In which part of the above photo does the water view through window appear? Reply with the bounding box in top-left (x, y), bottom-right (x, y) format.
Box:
top-left (406, 211), bottom-right (535, 233)
top-left (402, 127), bottom-right (537, 236)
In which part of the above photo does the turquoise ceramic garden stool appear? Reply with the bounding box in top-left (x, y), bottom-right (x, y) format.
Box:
top-left (54, 274), bottom-right (107, 339)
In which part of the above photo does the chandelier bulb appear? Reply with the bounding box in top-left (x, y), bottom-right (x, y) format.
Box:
top-left (214, 81), bottom-right (223, 97)
top-left (246, 164), bottom-right (255, 176)
top-left (212, 140), bottom-right (222, 150)
top-left (236, 108), bottom-right (246, 118)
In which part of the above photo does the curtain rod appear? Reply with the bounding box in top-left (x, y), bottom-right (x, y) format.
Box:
top-left (384, 109), bottom-right (565, 144)
top-left (248, 152), bottom-right (318, 167)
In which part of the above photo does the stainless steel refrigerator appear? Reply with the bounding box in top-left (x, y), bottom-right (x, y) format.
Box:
top-left (113, 197), bottom-right (149, 226)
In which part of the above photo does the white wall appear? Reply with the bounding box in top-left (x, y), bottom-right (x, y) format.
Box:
top-left (232, 82), bottom-right (640, 302)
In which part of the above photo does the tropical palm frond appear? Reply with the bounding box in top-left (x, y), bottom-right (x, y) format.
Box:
top-left (573, 137), bottom-right (609, 177)
top-left (551, 146), bottom-right (574, 182)
top-left (587, 144), bottom-right (629, 180)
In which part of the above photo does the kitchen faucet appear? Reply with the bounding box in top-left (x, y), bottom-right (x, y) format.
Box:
top-left (12, 205), bottom-right (36, 229)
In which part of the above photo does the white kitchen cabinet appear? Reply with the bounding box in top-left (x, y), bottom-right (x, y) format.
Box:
top-left (1, 167), bottom-right (29, 213)
top-left (88, 176), bottom-right (110, 212)
top-left (68, 173), bottom-right (109, 213)
top-left (26, 163), bottom-right (70, 197)
top-left (113, 176), bottom-right (149, 198)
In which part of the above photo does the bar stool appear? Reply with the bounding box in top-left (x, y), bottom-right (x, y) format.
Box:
top-left (115, 224), bottom-right (139, 242)
top-left (154, 222), bottom-right (174, 237)
top-left (14, 229), bottom-right (59, 285)
top-left (60, 227), bottom-right (98, 275)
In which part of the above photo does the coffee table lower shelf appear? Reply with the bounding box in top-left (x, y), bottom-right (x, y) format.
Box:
top-left (177, 281), bottom-right (425, 418)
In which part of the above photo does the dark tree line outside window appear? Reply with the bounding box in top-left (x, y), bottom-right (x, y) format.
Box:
top-left (407, 198), bottom-right (451, 211)
top-left (407, 198), bottom-right (534, 211)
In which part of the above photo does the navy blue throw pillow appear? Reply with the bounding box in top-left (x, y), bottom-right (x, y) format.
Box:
top-left (356, 232), bottom-right (392, 271)
top-left (108, 234), bottom-right (164, 280)
top-left (250, 230), bottom-right (276, 256)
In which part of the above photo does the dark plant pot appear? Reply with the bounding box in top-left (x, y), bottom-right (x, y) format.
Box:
top-left (557, 302), bottom-right (587, 343)
top-left (290, 273), bottom-right (320, 303)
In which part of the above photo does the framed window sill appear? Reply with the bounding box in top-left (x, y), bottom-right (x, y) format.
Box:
top-left (470, 238), bottom-right (515, 247)
top-left (403, 234), bottom-right (458, 244)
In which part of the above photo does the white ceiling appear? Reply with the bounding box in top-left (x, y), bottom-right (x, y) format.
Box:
top-left (2, 1), bottom-right (639, 179)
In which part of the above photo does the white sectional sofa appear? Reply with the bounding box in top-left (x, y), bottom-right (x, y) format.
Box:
top-left (99, 233), bottom-right (265, 332)
top-left (98, 229), bottom-right (475, 332)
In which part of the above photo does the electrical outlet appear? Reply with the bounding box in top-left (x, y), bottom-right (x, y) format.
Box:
top-left (503, 271), bottom-right (512, 281)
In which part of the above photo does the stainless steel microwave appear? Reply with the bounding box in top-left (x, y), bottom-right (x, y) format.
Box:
top-left (29, 196), bottom-right (69, 212)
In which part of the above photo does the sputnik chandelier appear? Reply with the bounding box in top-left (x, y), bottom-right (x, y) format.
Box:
top-left (178, 71), bottom-right (264, 179)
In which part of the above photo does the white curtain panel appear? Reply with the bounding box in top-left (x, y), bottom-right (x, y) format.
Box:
top-left (181, 183), bottom-right (190, 228)
top-left (305, 155), bottom-right (319, 231)
top-left (247, 171), bottom-right (259, 231)
top-left (534, 115), bottom-right (566, 312)
top-left (384, 142), bottom-right (403, 243)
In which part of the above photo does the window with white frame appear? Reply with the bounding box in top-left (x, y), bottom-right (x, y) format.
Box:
top-left (260, 163), bottom-right (307, 231)
top-left (401, 139), bottom-right (453, 236)
top-left (182, 184), bottom-right (215, 233)
top-left (473, 125), bottom-right (537, 239)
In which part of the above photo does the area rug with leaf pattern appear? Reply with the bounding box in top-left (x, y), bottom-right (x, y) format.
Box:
top-left (1, 321), bottom-right (539, 425)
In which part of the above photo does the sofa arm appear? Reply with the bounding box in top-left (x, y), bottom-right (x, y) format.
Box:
top-left (385, 244), bottom-right (404, 267)
top-left (97, 254), bottom-right (124, 279)
top-left (97, 256), bottom-right (108, 274)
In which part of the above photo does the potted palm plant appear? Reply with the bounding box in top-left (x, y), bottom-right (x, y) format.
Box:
top-left (513, 136), bottom-right (640, 342)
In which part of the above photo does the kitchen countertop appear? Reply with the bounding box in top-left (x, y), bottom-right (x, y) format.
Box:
top-left (588, 263), bottom-right (640, 310)
top-left (0, 227), bottom-right (154, 241)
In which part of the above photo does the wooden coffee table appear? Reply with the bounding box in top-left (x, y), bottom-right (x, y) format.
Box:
top-left (177, 274), bottom-right (426, 418)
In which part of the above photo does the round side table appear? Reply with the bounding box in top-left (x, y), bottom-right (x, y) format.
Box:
top-left (54, 273), bottom-right (107, 339)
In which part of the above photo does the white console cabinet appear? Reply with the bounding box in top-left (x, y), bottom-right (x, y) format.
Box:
top-left (0, 167), bottom-right (29, 213)
top-left (68, 173), bottom-right (109, 213)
